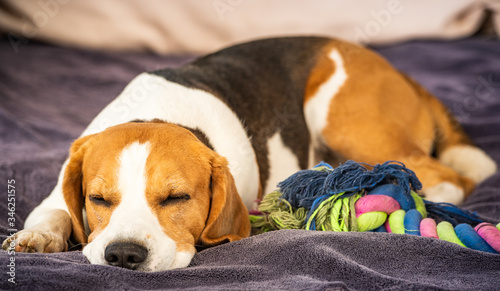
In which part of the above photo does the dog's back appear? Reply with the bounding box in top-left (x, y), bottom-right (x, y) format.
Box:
top-left (152, 36), bottom-right (496, 200)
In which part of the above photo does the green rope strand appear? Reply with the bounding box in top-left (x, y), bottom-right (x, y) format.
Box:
top-left (349, 193), bottom-right (362, 232)
top-left (329, 199), bottom-right (343, 232)
top-left (305, 194), bottom-right (342, 230)
top-left (341, 198), bottom-right (351, 231)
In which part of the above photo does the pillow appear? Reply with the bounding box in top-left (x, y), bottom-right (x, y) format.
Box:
top-left (0, 0), bottom-right (497, 54)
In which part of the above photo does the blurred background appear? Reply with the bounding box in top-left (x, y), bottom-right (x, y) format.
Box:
top-left (0, 0), bottom-right (498, 54)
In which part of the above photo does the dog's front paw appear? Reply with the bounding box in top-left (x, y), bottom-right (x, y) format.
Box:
top-left (2, 229), bottom-right (68, 253)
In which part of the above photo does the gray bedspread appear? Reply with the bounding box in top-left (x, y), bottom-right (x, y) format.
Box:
top-left (1, 37), bottom-right (499, 290)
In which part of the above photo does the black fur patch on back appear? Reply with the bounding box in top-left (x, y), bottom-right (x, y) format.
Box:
top-left (151, 37), bottom-right (331, 189)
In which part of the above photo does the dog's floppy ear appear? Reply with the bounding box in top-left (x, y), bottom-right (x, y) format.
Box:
top-left (199, 156), bottom-right (251, 246)
top-left (62, 134), bottom-right (96, 246)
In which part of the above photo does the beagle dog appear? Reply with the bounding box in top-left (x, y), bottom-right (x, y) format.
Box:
top-left (3, 37), bottom-right (496, 271)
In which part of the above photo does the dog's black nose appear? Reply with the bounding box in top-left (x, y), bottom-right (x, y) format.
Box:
top-left (104, 242), bottom-right (148, 270)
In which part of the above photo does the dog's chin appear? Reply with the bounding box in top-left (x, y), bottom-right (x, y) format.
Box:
top-left (165, 250), bottom-right (195, 270)
top-left (142, 249), bottom-right (195, 272)
top-left (124, 250), bottom-right (194, 272)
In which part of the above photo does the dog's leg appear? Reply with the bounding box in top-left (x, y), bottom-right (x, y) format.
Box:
top-left (313, 78), bottom-right (483, 204)
top-left (416, 81), bottom-right (498, 186)
top-left (304, 46), bottom-right (496, 204)
top-left (397, 154), bottom-right (475, 205)
top-left (439, 145), bottom-right (497, 184)
top-left (2, 161), bottom-right (72, 253)
top-left (319, 126), bottom-right (475, 205)
top-left (2, 209), bottom-right (72, 253)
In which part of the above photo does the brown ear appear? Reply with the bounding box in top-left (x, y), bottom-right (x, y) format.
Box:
top-left (199, 156), bottom-right (251, 246)
top-left (62, 134), bottom-right (96, 246)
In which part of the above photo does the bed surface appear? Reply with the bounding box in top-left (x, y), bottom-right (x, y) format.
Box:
top-left (1, 37), bottom-right (499, 290)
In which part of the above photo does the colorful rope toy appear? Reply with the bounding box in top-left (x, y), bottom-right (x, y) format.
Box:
top-left (250, 161), bottom-right (500, 254)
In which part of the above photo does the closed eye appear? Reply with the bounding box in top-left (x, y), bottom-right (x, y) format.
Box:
top-left (160, 193), bottom-right (191, 207)
top-left (89, 195), bottom-right (111, 207)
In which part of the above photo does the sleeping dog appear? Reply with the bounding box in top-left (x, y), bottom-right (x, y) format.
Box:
top-left (2, 37), bottom-right (496, 271)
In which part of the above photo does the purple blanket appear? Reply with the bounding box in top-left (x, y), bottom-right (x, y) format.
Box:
top-left (1, 37), bottom-right (499, 290)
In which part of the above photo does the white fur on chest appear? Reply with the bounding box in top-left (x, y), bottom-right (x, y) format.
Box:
top-left (82, 73), bottom-right (259, 210)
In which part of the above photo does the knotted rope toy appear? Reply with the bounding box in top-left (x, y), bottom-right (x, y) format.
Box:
top-left (250, 161), bottom-right (500, 254)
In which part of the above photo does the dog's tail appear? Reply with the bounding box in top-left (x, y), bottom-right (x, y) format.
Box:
top-left (407, 76), bottom-right (497, 186)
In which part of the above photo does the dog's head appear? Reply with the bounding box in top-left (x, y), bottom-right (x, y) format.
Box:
top-left (63, 121), bottom-right (250, 271)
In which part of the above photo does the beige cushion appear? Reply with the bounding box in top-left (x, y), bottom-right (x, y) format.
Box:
top-left (0, 0), bottom-right (497, 54)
